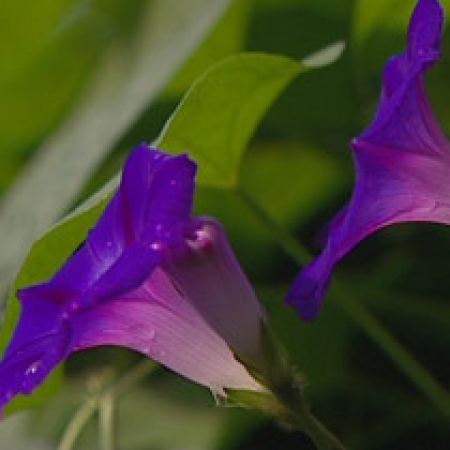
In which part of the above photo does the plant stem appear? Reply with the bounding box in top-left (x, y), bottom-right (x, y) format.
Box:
top-left (289, 403), bottom-right (346, 450)
top-left (99, 393), bottom-right (115, 450)
top-left (57, 360), bottom-right (158, 450)
top-left (237, 187), bottom-right (310, 264)
top-left (110, 359), bottom-right (156, 397)
top-left (333, 282), bottom-right (450, 421)
top-left (58, 398), bottom-right (98, 450)
top-left (237, 186), bottom-right (450, 422)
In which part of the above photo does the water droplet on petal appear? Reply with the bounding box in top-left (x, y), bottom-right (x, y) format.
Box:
top-left (64, 301), bottom-right (80, 314)
top-left (25, 361), bottom-right (41, 377)
top-left (151, 241), bottom-right (163, 251)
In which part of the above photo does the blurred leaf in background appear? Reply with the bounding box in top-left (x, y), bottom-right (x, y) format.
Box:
top-left (0, 0), bottom-right (142, 189)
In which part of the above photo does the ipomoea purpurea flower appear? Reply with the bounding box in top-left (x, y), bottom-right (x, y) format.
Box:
top-left (0, 144), bottom-right (265, 413)
top-left (287, 0), bottom-right (450, 320)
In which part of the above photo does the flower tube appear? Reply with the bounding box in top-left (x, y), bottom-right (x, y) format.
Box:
top-left (0, 144), bottom-right (265, 412)
top-left (287, 0), bottom-right (450, 320)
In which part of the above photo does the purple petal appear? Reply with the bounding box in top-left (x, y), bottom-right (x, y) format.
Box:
top-left (50, 143), bottom-right (196, 304)
top-left (162, 218), bottom-right (265, 365)
top-left (0, 287), bottom-right (70, 408)
top-left (287, 0), bottom-right (450, 320)
top-left (69, 268), bottom-right (262, 395)
top-left (360, 0), bottom-right (446, 154)
top-left (0, 145), bottom-right (198, 411)
top-left (0, 265), bottom-right (262, 408)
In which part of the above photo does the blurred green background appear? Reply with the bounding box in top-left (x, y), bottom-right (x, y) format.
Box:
top-left (1, 0), bottom-right (450, 448)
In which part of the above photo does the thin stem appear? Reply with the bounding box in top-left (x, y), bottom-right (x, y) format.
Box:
top-left (256, 324), bottom-right (346, 448)
top-left (99, 393), bottom-right (115, 450)
top-left (291, 405), bottom-right (347, 450)
top-left (237, 187), bottom-right (310, 264)
top-left (236, 186), bottom-right (450, 422)
top-left (110, 359), bottom-right (156, 397)
top-left (58, 398), bottom-right (98, 450)
top-left (57, 360), bottom-right (158, 450)
top-left (333, 282), bottom-right (450, 421)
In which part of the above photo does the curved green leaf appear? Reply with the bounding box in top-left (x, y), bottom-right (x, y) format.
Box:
top-left (157, 44), bottom-right (344, 188)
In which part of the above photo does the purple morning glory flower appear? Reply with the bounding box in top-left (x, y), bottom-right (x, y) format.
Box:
top-left (0, 143), bottom-right (265, 412)
top-left (287, 0), bottom-right (450, 320)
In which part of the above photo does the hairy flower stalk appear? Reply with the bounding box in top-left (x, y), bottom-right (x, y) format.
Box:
top-left (287, 0), bottom-right (450, 320)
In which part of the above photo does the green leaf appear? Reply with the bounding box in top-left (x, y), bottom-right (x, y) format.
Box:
top-left (0, 0), bottom-right (234, 301)
top-left (0, 0), bottom-right (142, 187)
top-left (157, 43), bottom-right (344, 188)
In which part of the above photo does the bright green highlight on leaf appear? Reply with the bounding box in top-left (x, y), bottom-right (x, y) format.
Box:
top-left (157, 44), bottom-right (344, 188)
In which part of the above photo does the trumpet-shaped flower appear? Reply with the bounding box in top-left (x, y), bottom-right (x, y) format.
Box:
top-left (287, 0), bottom-right (450, 320)
top-left (0, 144), bottom-right (265, 412)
